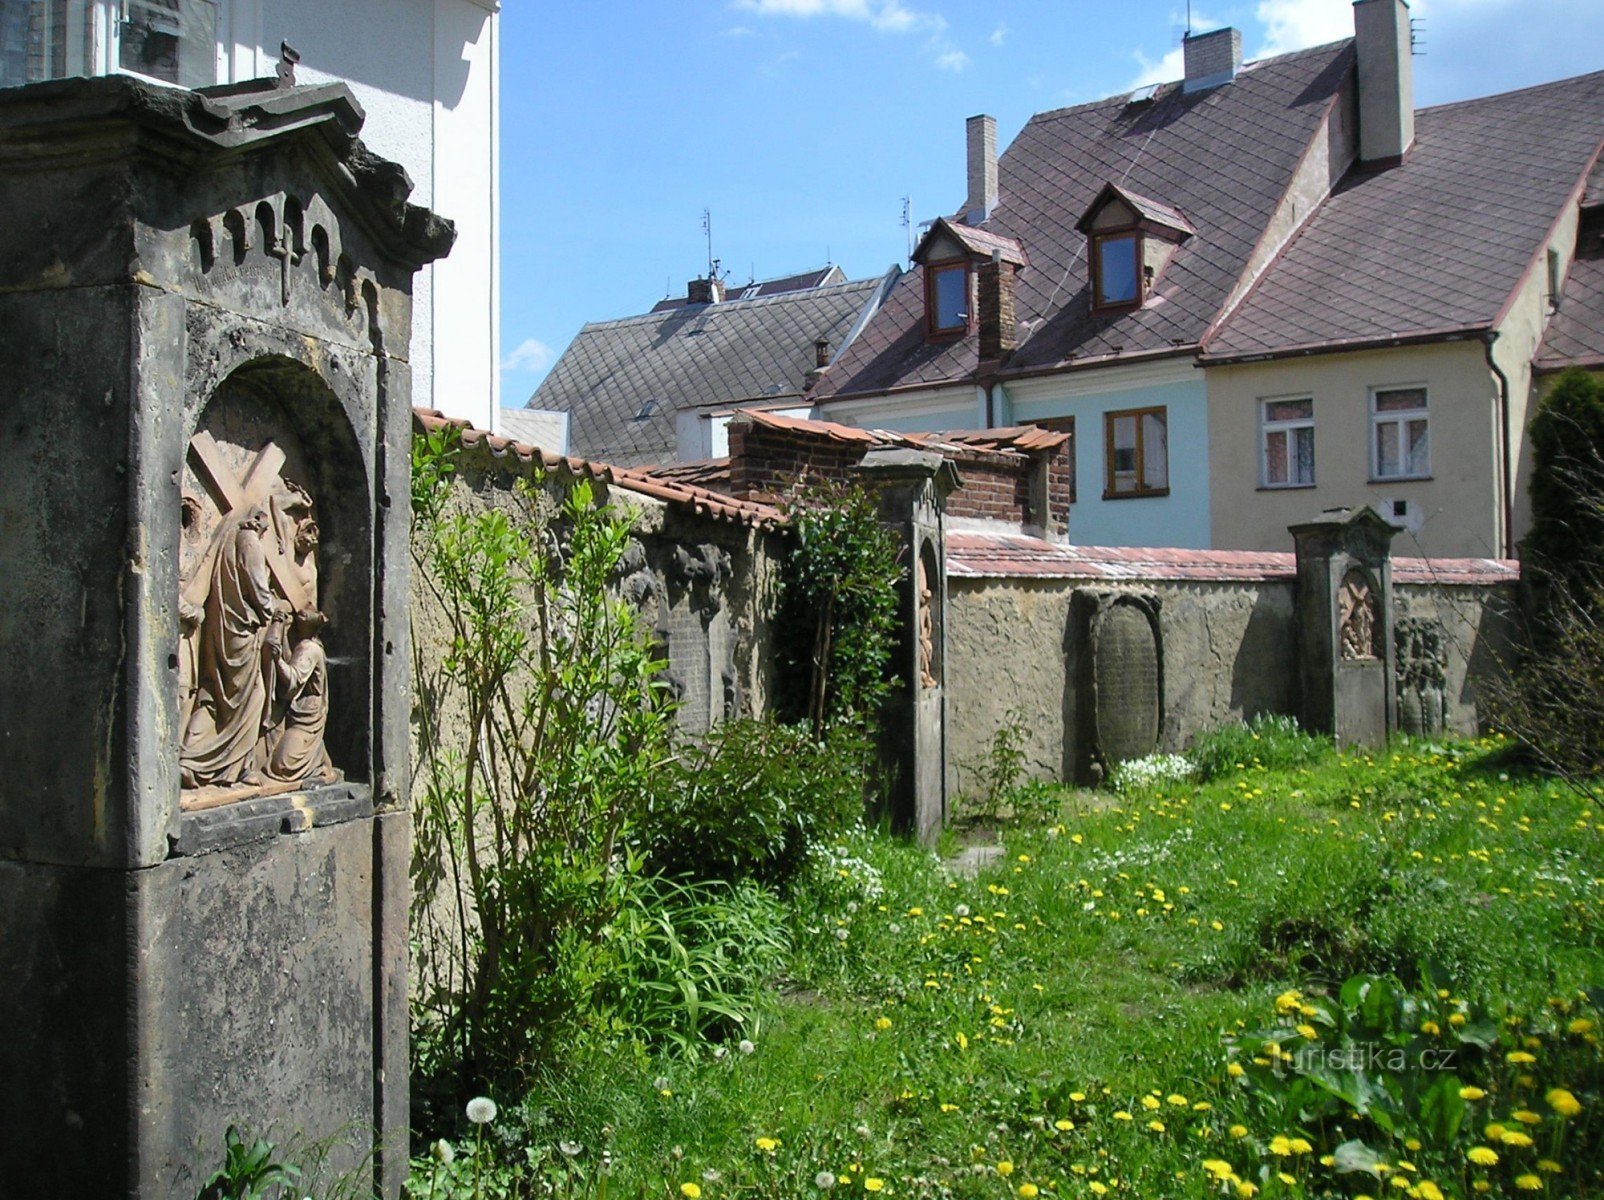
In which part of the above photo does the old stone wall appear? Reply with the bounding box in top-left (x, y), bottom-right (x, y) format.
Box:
top-left (946, 571), bottom-right (1514, 796)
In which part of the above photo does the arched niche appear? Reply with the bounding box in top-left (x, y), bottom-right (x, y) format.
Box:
top-left (917, 538), bottom-right (943, 690)
top-left (178, 355), bottom-right (370, 802)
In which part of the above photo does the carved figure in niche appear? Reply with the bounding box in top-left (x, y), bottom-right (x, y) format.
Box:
top-left (180, 506), bottom-right (287, 787)
top-left (265, 608), bottom-right (337, 785)
top-left (1338, 568), bottom-right (1380, 661)
top-left (917, 555), bottom-right (938, 689)
top-left (178, 424), bottom-right (338, 798)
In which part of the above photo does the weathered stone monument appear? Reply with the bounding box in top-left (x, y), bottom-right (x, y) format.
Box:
top-left (0, 71), bottom-right (450, 1195)
top-left (1074, 591), bottom-right (1164, 782)
top-left (856, 448), bottom-right (957, 843)
top-left (1291, 507), bottom-right (1401, 747)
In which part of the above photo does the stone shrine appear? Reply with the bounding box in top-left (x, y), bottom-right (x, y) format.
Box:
top-left (0, 72), bottom-right (451, 1196)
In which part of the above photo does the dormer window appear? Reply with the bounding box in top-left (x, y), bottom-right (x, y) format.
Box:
top-left (910, 217), bottom-right (1028, 344)
top-left (927, 260), bottom-right (969, 336)
top-left (1094, 232), bottom-right (1141, 308)
top-left (1075, 182), bottom-right (1193, 315)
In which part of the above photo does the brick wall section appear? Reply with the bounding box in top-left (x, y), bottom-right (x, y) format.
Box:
top-left (977, 260), bottom-right (1017, 360)
top-left (729, 417), bottom-right (1062, 531)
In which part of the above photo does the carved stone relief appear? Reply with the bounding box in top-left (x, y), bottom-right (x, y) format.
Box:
top-left (1338, 568), bottom-right (1380, 661)
top-left (178, 413), bottom-right (339, 804)
top-left (917, 546), bottom-right (940, 690)
top-left (1395, 616), bottom-right (1449, 736)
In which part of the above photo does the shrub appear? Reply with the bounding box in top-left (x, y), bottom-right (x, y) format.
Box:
top-left (642, 719), bottom-right (868, 891)
top-left (957, 712), bottom-right (1030, 824)
top-left (1188, 713), bottom-right (1331, 782)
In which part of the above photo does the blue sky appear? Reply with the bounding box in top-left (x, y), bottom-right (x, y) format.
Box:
top-left (498, 0), bottom-right (1601, 401)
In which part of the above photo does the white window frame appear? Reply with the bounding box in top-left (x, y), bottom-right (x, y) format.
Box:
top-left (1259, 395), bottom-right (1315, 488)
top-left (7, 1), bottom-right (229, 89)
top-left (1370, 384), bottom-right (1430, 482)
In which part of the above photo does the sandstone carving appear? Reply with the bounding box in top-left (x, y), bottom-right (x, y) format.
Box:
top-left (178, 429), bottom-right (339, 799)
top-left (1338, 568), bottom-right (1379, 661)
top-left (917, 554), bottom-right (938, 690)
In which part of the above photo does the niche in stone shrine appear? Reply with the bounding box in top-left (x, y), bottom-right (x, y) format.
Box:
top-left (178, 357), bottom-right (369, 809)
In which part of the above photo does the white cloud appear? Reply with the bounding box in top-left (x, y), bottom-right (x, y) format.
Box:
top-left (1256, 0), bottom-right (1356, 57)
top-left (722, 24), bottom-right (758, 37)
top-left (734, 0), bottom-right (968, 70)
top-left (501, 338), bottom-right (555, 375)
top-left (1128, 46), bottom-right (1185, 90)
top-left (989, 23), bottom-right (1007, 46)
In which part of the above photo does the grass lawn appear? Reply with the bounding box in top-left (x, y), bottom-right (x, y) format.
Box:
top-left (419, 734), bottom-right (1603, 1200)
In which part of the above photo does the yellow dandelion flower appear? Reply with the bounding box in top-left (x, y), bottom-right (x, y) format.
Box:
top-left (1141, 1095), bottom-right (1161, 1111)
top-left (1485, 1124), bottom-right (1506, 1141)
top-left (1467, 1147), bottom-right (1499, 1166)
top-left (1460, 1086), bottom-right (1487, 1101)
top-left (1297, 1024), bottom-right (1319, 1040)
top-left (1538, 1160), bottom-right (1562, 1174)
top-left (874, 1017), bottom-right (893, 1031)
top-left (1167, 1093), bottom-right (1188, 1107)
top-left (1148, 1120), bottom-right (1166, 1133)
top-left (1417, 1182), bottom-right (1444, 1200)
top-left (1227, 1062), bottom-right (1245, 1078)
top-left (1568, 1017), bottom-right (1595, 1035)
top-left (1507, 1051), bottom-right (1537, 1064)
top-left (755, 1137), bottom-right (781, 1153)
top-left (863, 1179), bottom-right (884, 1193)
top-left (1288, 1138), bottom-right (1312, 1155)
top-left (1018, 1185), bottom-right (1039, 1199)
top-left (1113, 1111), bottom-right (1133, 1121)
top-left (681, 1185), bottom-right (702, 1199)
top-left (1229, 1125), bottom-right (1248, 1139)
top-left (1235, 1182), bottom-right (1258, 1198)
top-left (1514, 1175), bottom-right (1542, 1192)
top-left (1268, 1136), bottom-right (1293, 1157)
top-left (1069, 1091), bottom-right (1086, 1102)
top-left (996, 1161), bottom-right (1013, 1177)
top-left (1054, 1119), bottom-right (1073, 1131)
top-left (1513, 1110), bottom-right (1542, 1125)
top-left (1202, 1160), bottom-right (1234, 1180)
top-left (1089, 1184), bottom-right (1108, 1197)
top-left (1500, 1130), bottom-right (1534, 1148)
top-left (1546, 1088), bottom-right (1582, 1117)
top-left (939, 1103), bottom-right (960, 1113)
top-left (1277, 1172), bottom-right (1296, 1186)
top-left (1420, 1021), bottom-right (1441, 1036)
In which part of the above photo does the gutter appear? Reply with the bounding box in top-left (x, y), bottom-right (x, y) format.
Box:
top-left (1483, 330), bottom-right (1515, 560)
top-left (1201, 325), bottom-right (1488, 367)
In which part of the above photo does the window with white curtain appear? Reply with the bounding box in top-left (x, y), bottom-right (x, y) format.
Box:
top-left (1261, 396), bottom-right (1315, 487)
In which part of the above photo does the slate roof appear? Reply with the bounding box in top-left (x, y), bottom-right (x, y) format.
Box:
top-left (498, 407), bottom-right (567, 452)
top-left (1074, 183), bottom-right (1195, 237)
top-left (945, 531), bottom-right (1518, 586)
top-left (413, 409), bottom-right (783, 529)
top-left (650, 265), bottom-right (847, 312)
top-left (915, 218), bottom-right (1029, 267)
top-left (532, 273), bottom-right (893, 468)
top-left (814, 39), bottom-right (1355, 400)
top-left (1535, 164), bottom-right (1604, 372)
top-left (1205, 71), bottom-right (1604, 361)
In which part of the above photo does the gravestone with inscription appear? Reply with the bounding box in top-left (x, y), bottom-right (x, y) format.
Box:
top-left (856, 448), bottom-right (958, 844)
top-left (1291, 507), bottom-right (1401, 747)
top-left (1075, 591), bottom-right (1164, 781)
top-left (0, 71), bottom-right (451, 1196)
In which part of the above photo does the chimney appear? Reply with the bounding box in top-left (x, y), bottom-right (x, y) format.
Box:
top-left (965, 114), bottom-right (998, 224)
top-left (1182, 26), bottom-right (1242, 93)
top-left (977, 251), bottom-right (1017, 361)
top-left (1354, 0), bottom-right (1414, 166)
top-left (687, 276), bottom-right (725, 305)
top-left (804, 339), bottom-right (832, 391)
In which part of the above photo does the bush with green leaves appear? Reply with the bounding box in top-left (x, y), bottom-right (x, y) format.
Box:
top-left (643, 719), bottom-right (869, 891)
top-left (411, 428), bottom-right (676, 1096)
top-left (1188, 712), bottom-right (1332, 782)
top-left (777, 479), bottom-right (903, 737)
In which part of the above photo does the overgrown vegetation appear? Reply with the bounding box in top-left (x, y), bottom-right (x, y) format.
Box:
top-left (778, 478), bottom-right (903, 737)
top-left (408, 726), bottom-right (1602, 1199)
top-left (1490, 368), bottom-right (1604, 790)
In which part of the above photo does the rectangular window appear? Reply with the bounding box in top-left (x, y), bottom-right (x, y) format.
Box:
top-left (1, 1), bottom-right (93, 85)
top-left (1093, 233), bottom-right (1140, 308)
top-left (926, 260), bottom-right (968, 336)
top-left (1371, 386), bottom-right (1429, 480)
top-left (1260, 396), bottom-right (1314, 487)
top-left (118, 0), bottom-right (217, 89)
top-left (1104, 406), bottom-right (1168, 498)
top-left (0, 0), bottom-right (219, 90)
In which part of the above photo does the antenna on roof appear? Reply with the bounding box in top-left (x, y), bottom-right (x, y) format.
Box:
top-left (1409, 16), bottom-right (1426, 55)
top-left (702, 208), bottom-right (718, 280)
top-left (902, 195), bottom-right (913, 262)
top-left (1185, 0), bottom-right (1192, 36)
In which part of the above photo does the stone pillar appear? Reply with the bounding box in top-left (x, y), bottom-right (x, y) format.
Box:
top-left (854, 448), bottom-right (959, 844)
top-left (1290, 507), bottom-right (1402, 748)
top-left (0, 76), bottom-right (452, 1197)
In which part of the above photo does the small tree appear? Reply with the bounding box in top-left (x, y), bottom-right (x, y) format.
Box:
top-left (1488, 368), bottom-right (1604, 792)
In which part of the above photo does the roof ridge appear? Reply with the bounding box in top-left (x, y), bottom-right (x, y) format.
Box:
top-left (577, 275), bottom-right (883, 332)
top-left (1414, 65), bottom-right (1604, 118)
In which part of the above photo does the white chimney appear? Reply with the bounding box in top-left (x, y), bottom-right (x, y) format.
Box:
top-left (1354, 0), bottom-right (1414, 165)
top-left (1182, 27), bottom-right (1242, 93)
top-left (966, 114), bottom-right (997, 224)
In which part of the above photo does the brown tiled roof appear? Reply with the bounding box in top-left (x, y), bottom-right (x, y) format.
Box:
top-left (735, 408), bottom-right (1070, 460)
top-left (1075, 182), bottom-right (1195, 237)
top-left (945, 531), bottom-right (1518, 586)
top-left (917, 218), bottom-right (1029, 267)
top-left (413, 409), bottom-right (784, 529)
top-left (1535, 164), bottom-right (1604, 372)
top-left (531, 274), bottom-right (891, 467)
top-left (1205, 71), bottom-right (1604, 362)
top-left (815, 40), bottom-right (1354, 400)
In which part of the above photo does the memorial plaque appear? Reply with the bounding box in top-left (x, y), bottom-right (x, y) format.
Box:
top-left (1091, 598), bottom-right (1162, 764)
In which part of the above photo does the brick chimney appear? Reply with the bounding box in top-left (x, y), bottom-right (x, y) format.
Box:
top-left (1182, 26), bottom-right (1242, 93)
top-left (804, 338), bottom-right (831, 391)
top-left (687, 276), bottom-right (725, 305)
top-left (1354, 0), bottom-right (1414, 166)
top-left (965, 114), bottom-right (997, 224)
top-left (977, 251), bottom-right (1017, 361)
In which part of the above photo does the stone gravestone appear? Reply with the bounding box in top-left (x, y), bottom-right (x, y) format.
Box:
top-left (1290, 507), bottom-right (1401, 747)
top-left (0, 74), bottom-right (451, 1196)
top-left (1074, 591), bottom-right (1164, 782)
top-left (855, 448), bottom-right (958, 844)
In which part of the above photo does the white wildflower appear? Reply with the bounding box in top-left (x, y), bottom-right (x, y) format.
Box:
top-left (465, 1096), bottom-right (497, 1125)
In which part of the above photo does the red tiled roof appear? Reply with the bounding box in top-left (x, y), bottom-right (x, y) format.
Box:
top-left (945, 532), bottom-right (1518, 586)
top-left (413, 409), bottom-right (784, 529)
